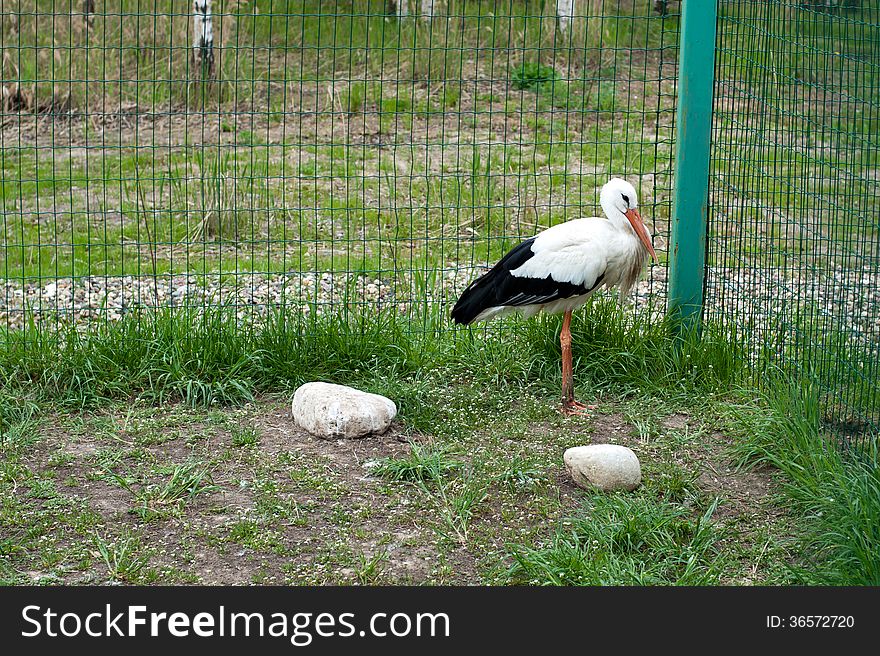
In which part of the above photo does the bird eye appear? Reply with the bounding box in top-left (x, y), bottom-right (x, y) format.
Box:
top-left (621, 194), bottom-right (630, 204)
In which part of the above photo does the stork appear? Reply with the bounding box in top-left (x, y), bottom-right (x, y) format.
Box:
top-left (451, 178), bottom-right (658, 415)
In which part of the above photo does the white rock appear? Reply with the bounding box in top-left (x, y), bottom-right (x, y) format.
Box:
top-left (292, 382), bottom-right (397, 439)
top-left (563, 445), bottom-right (641, 492)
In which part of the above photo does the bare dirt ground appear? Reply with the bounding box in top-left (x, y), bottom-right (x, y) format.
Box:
top-left (5, 395), bottom-right (789, 586)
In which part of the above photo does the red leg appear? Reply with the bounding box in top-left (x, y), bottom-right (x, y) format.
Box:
top-left (560, 311), bottom-right (593, 416)
top-left (560, 310), bottom-right (574, 406)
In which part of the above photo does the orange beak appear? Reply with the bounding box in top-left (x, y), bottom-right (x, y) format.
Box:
top-left (625, 208), bottom-right (658, 264)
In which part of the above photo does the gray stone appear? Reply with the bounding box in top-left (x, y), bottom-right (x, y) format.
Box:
top-left (292, 382), bottom-right (397, 439)
top-left (563, 444), bottom-right (641, 492)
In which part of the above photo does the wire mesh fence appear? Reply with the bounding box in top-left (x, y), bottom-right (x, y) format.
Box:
top-left (1, 1), bottom-right (877, 446)
top-left (709, 0), bottom-right (879, 447)
top-left (0, 0), bottom-right (678, 336)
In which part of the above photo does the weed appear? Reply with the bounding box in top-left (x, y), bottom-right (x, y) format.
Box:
top-left (426, 475), bottom-right (488, 546)
top-left (93, 530), bottom-right (150, 582)
top-left (507, 496), bottom-right (728, 585)
top-left (367, 444), bottom-right (463, 484)
top-left (355, 548), bottom-right (389, 585)
top-left (231, 424), bottom-right (260, 447)
top-left (495, 457), bottom-right (549, 492)
top-left (133, 461), bottom-right (219, 519)
top-left (511, 62), bottom-right (558, 91)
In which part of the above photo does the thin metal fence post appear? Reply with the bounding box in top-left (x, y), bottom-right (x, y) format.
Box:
top-left (668, 0), bottom-right (718, 331)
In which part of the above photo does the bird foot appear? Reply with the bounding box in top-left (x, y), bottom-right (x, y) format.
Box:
top-left (561, 400), bottom-right (596, 416)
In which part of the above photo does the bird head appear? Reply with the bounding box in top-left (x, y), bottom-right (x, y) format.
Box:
top-left (600, 178), bottom-right (658, 264)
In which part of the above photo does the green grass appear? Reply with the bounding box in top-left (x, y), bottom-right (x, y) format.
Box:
top-left (231, 424), bottom-right (261, 447)
top-left (369, 443), bottom-right (487, 545)
top-left (727, 381), bottom-right (880, 585)
top-left (1, 1), bottom-right (678, 281)
top-left (368, 444), bottom-right (464, 483)
top-left (0, 297), bottom-right (743, 411)
top-left (132, 461), bottom-right (220, 520)
top-left (0, 300), bottom-right (874, 584)
top-left (1, 1), bottom-right (675, 112)
top-left (494, 456), bottom-right (549, 492)
top-left (0, 388), bottom-right (40, 445)
top-left (767, 303), bottom-right (880, 440)
top-left (1, 1), bottom-right (877, 586)
top-left (93, 530), bottom-right (151, 582)
top-left (712, 1), bottom-right (879, 260)
top-left (706, 0), bottom-right (880, 472)
top-left (507, 495), bottom-right (728, 585)
top-left (511, 62), bottom-right (559, 91)
top-left (1, 117), bottom-right (671, 280)
top-left (1, 120), bottom-right (672, 280)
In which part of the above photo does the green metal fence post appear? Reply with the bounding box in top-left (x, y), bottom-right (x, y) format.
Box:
top-left (668, 0), bottom-right (718, 331)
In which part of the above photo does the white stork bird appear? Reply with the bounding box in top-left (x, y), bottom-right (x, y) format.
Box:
top-left (451, 178), bottom-right (658, 414)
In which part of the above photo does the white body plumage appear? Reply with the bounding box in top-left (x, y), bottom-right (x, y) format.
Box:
top-left (452, 178), bottom-right (658, 326)
top-left (474, 215), bottom-right (649, 321)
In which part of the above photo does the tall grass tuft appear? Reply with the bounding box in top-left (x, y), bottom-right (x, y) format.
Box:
top-left (729, 380), bottom-right (880, 585)
top-left (507, 495), bottom-right (729, 585)
top-left (0, 297), bottom-right (745, 409)
top-left (0, 387), bottom-right (41, 445)
top-left (367, 444), bottom-right (463, 483)
top-left (517, 298), bottom-right (745, 393)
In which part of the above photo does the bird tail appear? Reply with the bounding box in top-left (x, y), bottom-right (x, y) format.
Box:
top-left (451, 237), bottom-right (537, 325)
top-left (450, 271), bottom-right (498, 325)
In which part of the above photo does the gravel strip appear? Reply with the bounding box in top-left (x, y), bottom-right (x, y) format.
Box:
top-left (0, 266), bottom-right (663, 330)
top-left (1, 265), bottom-right (877, 355)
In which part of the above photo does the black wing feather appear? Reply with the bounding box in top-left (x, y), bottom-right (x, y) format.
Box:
top-left (451, 238), bottom-right (604, 325)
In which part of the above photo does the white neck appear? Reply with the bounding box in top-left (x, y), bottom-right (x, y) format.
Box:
top-left (600, 194), bottom-right (630, 233)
